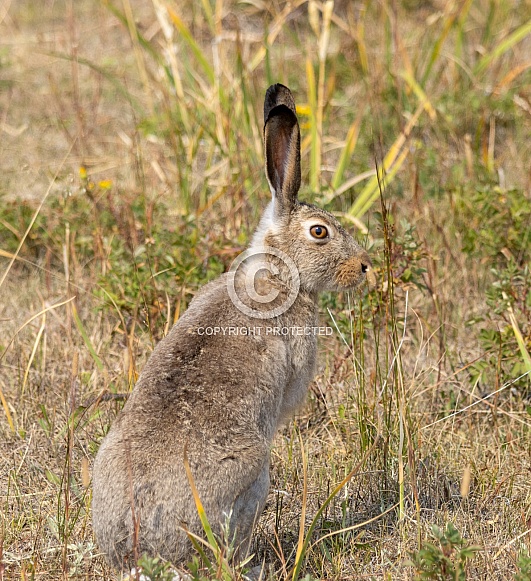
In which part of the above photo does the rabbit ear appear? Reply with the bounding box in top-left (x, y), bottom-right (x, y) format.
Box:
top-left (264, 84), bottom-right (301, 215)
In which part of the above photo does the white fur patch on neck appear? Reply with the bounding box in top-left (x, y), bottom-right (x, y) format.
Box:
top-left (250, 200), bottom-right (279, 249)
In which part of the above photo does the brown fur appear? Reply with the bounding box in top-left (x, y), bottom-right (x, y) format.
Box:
top-left (335, 256), bottom-right (367, 288)
top-left (91, 84), bottom-right (372, 572)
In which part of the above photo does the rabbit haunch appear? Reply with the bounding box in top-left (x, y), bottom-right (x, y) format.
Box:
top-left (91, 84), bottom-right (372, 572)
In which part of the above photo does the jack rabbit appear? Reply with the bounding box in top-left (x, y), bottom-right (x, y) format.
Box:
top-left (92, 84), bottom-right (372, 572)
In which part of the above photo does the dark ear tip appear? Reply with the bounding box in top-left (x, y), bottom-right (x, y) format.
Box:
top-left (264, 84), bottom-right (297, 123)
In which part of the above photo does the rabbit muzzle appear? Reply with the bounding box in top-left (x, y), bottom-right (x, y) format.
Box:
top-left (334, 250), bottom-right (373, 289)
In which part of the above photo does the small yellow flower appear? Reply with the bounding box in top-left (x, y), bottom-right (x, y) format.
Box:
top-left (296, 104), bottom-right (311, 117)
top-left (98, 179), bottom-right (112, 190)
top-left (79, 166), bottom-right (87, 180)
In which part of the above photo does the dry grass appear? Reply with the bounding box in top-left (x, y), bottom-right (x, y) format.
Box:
top-left (1, 0), bottom-right (531, 579)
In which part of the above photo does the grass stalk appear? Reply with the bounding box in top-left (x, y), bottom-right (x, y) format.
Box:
top-left (167, 6), bottom-right (216, 86)
top-left (290, 436), bottom-right (380, 580)
top-left (507, 306), bottom-right (531, 373)
top-left (348, 99), bottom-right (425, 217)
top-left (44, 50), bottom-right (143, 110)
top-left (249, 1), bottom-right (307, 72)
top-left (315, 1), bottom-right (334, 191)
top-left (183, 446), bottom-right (233, 578)
top-left (292, 430), bottom-right (308, 580)
top-left (356, 3), bottom-right (369, 76)
top-left (152, 0), bottom-right (191, 131)
top-left (421, 1), bottom-right (461, 86)
top-left (0, 383), bottom-right (15, 434)
top-left (121, 0), bottom-right (155, 114)
top-left (330, 112), bottom-right (364, 193)
top-left (348, 144), bottom-right (410, 218)
top-left (306, 57), bottom-right (319, 192)
top-left (71, 303), bottom-right (104, 372)
top-left (21, 311), bottom-right (46, 395)
top-left (0, 145), bottom-right (73, 291)
top-left (0, 298), bottom-right (76, 366)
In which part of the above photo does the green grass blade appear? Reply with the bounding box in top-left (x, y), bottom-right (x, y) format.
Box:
top-left (401, 71), bottom-right (436, 119)
top-left (348, 101), bottom-right (425, 218)
top-left (167, 5), bottom-right (216, 85)
top-left (348, 145), bottom-right (410, 218)
top-left (306, 58), bottom-right (319, 192)
top-left (421, 5), bottom-right (459, 86)
top-left (508, 308), bottom-right (531, 372)
top-left (330, 112), bottom-right (363, 192)
top-left (183, 446), bottom-right (232, 579)
top-left (455, 0), bottom-right (474, 63)
top-left (200, 0), bottom-right (215, 34)
top-left (290, 437), bottom-right (380, 580)
top-left (103, 0), bottom-right (162, 63)
top-left (474, 19), bottom-right (531, 76)
top-left (184, 451), bottom-right (218, 548)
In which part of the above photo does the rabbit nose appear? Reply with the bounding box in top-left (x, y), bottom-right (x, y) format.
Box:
top-left (359, 250), bottom-right (372, 274)
top-left (358, 250), bottom-right (376, 288)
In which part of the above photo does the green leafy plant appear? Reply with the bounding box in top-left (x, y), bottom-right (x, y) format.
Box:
top-left (458, 186), bottom-right (531, 266)
top-left (472, 260), bottom-right (531, 390)
top-left (515, 550), bottom-right (531, 581)
top-left (457, 185), bottom-right (531, 391)
top-left (136, 554), bottom-right (178, 581)
top-left (407, 523), bottom-right (480, 580)
top-left (388, 218), bottom-right (428, 290)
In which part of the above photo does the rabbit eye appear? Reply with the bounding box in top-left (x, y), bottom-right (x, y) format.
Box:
top-left (310, 225), bottom-right (328, 240)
